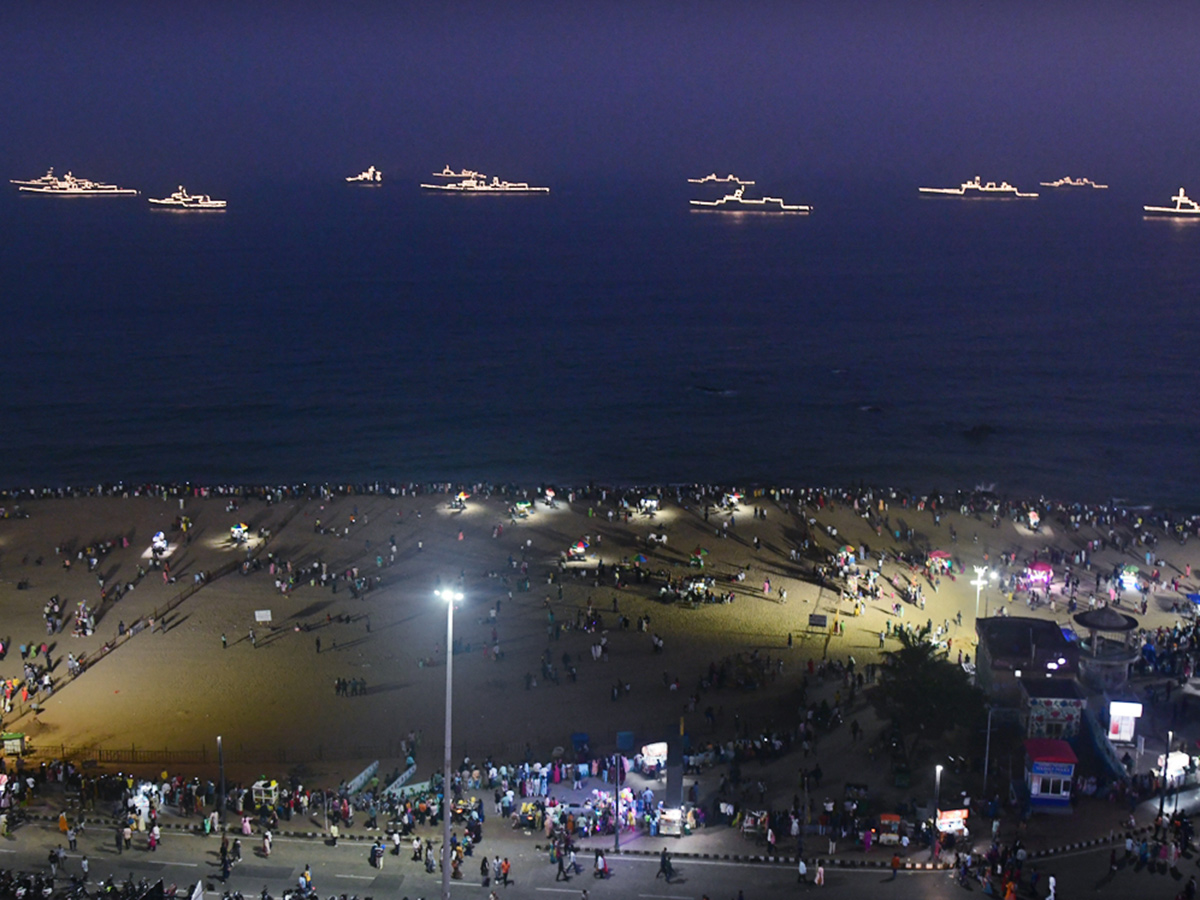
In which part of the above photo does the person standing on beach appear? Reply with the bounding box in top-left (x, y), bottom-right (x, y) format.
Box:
top-left (249, 628), bottom-right (256, 649)
top-left (221, 633), bottom-right (227, 650)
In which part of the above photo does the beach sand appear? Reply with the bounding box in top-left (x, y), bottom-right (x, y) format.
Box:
top-left (0, 488), bottom-right (1195, 791)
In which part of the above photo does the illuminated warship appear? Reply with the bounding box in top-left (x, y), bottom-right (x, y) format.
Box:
top-left (1143, 188), bottom-right (1200, 217)
top-left (148, 186), bottom-right (227, 209)
top-left (688, 174), bottom-right (809, 213)
top-left (918, 176), bottom-right (1038, 198)
top-left (346, 166), bottom-right (382, 184)
top-left (1039, 176), bottom-right (1108, 189)
top-left (687, 173), bottom-right (756, 185)
top-left (12, 169), bottom-right (138, 195)
top-left (420, 167), bottom-right (549, 193)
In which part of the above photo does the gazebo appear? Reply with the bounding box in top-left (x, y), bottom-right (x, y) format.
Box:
top-left (1072, 606), bottom-right (1140, 691)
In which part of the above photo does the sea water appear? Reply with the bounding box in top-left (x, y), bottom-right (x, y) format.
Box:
top-left (1, 179), bottom-right (1197, 506)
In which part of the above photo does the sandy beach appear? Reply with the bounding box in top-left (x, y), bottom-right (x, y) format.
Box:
top-left (0, 485), bottom-right (1197, 796)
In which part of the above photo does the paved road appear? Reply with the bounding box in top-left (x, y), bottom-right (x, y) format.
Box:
top-left (2, 819), bottom-right (1197, 900)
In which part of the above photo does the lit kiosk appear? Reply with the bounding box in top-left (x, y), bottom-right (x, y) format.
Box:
top-left (1024, 739), bottom-right (1077, 813)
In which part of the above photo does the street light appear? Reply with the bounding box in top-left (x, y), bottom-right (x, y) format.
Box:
top-left (935, 764), bottom-right (944, 818)
top-left (217, 735), bottom-right (225, 827)
top-left (971, 566), bottom-right (990, 619)
top-left (1159, 729), bottom-right (1174, 819)
top-left (436, 588), bottom-right (463, 900)
top-left (982, 707), bottom-right (996, 800)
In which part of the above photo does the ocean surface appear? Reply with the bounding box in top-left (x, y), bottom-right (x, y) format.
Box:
top-left (1, 178), bottom-right (1198, 506)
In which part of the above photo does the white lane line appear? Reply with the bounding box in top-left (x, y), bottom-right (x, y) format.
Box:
top-left (334, 874), bottom-right (374, 880)
top-left (535, 890), bottom-right (579, 894)
top-left (638, 894), bottom-right (694, 899)
top-left (163, 862), bottom-right (200, 867)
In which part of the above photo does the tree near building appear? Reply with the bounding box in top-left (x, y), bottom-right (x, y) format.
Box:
top-left (872, 630), bottom-right (985, 757)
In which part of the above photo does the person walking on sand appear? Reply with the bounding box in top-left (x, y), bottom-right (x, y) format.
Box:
top-left (249, 628), bottom-right (256, 649)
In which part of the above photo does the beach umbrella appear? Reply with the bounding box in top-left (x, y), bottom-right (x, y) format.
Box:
top-left (456, 491), bottom-right (470, 501)
top-left (515, 500), bottom-right (532, 509)
top-left (838, 545), bottom-right (856, 554)
top-left (633, 553), bottom-right (648, 564)
top-left (1028, 561), bottom-right (1053, 574)
top-left (572, 540), bottom-right (589, 553)
top-left (545, 488), bottom-right (556, 498)
top-left (692, 547), bottom-right (709, 558)
top-left (928, 550), bottom-right (951, 559)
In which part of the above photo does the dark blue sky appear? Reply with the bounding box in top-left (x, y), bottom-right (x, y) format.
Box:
top-left (4, 1), bottom-right (1199, 191)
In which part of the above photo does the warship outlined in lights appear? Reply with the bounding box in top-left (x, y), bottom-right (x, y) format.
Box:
top-left (687, 173), bottom-right (756, 185)
top-left (11, 169), bottom-right (138, 195)
top-left (688, 174), bottom-right (810, 214)
top-left (147, 186), bottom-right (227, 209)
top-left (420, 166), bottom-right (549, 193)
top-left (346, 166), bottom-right (382, 184)
top-left (1143, 188), bottom-right (1200, 217)
top-left (918, 176), bottom-right (1038, 198)
top-left (1039, 176), bottom-right (1108, 189)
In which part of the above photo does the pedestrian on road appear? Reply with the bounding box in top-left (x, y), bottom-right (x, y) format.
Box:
top-left (262, 830), bottom-right (272, 858)
top-left (814, 863), bottom-right (825, 886)
top-left (556, 851), bottom-right (570, 881)
top-left (890, 853), bottom-right (900, 880)
top-left (67, 827), bottom-right (77, 851)
top-left (481, 857), bottom-right (490, 887)
top-left (798, 858), bottom-right (808, 884)
top-left (501, 857), bottom-right (511, 885)
top-left (80, 856), bottom-right (88, 878)
top-left (221, 857), bottom-right (231, 882)
top-left (115, 828), bottom-right (123, 855)
top-left (1047, 873), bottom-right (1056, 900)
top-left (233, 838), bottom-right (242, 863)
top-left (656, 847), bottom-right (673, 883)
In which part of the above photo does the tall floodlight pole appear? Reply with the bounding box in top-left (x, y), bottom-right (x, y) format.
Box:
top-left (217, 735), bottom-right (225, 826)
top-left (972, 567), bottom-right (988, 620)
top-left (437, 588), bottom-right (462, 900)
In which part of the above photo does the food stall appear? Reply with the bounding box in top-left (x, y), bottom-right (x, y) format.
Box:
top-left (251, 779), bottom-right (279, 808)
top-left (638, 742), bottom-right (668, 777)
top-left (659, 807), bottom-right (684, 837)
top-left (1024, 739), bottom-right (1076, 812)
top-left (878, 812), bottom-right (902, 845)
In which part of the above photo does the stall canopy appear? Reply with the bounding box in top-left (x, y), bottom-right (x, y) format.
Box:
top-left (1024, 738), bottom-right (1078, 765)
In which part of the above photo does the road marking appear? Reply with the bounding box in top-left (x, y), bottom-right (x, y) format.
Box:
top-left (535, 891), bottom-right (579, 894)
top-left (163, 862), bottom-right (200, 867)
top-left (334, 874), bottom-right (374, 880)
top-left (638, 894), bottom-right (694, 899)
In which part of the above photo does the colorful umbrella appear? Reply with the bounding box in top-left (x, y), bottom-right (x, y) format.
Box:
top-left (632, 553), bottom-right (648, 564)
top-left (838, 545), bottom-right (856, 554)
top-left (545, 488), bottom-right (556, 498)
top-left (928, 550), bottom-right (952, 559)
top-left (456, 491), bottom-right (470, 501)
top-left (572, 540), bottom-right (589, 552)
top-left (691, 547), bottom-right (710, 558)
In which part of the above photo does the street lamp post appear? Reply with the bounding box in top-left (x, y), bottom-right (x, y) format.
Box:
top-left (934, 763), bottom-right (944, 820)
top-left (216, 735), bottom-right (225, 826)
top-left (971, 567), bottom-right (988, 620)
top-left (1159, 729), bottom-right (1174, 820)
top-left (982, 707), bottom-right (996, 800)
top-left (437, 588), bottom-right (462, 900)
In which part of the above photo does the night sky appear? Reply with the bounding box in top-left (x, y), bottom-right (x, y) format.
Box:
top-left (3, 1), bottom-right (1200, 191)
